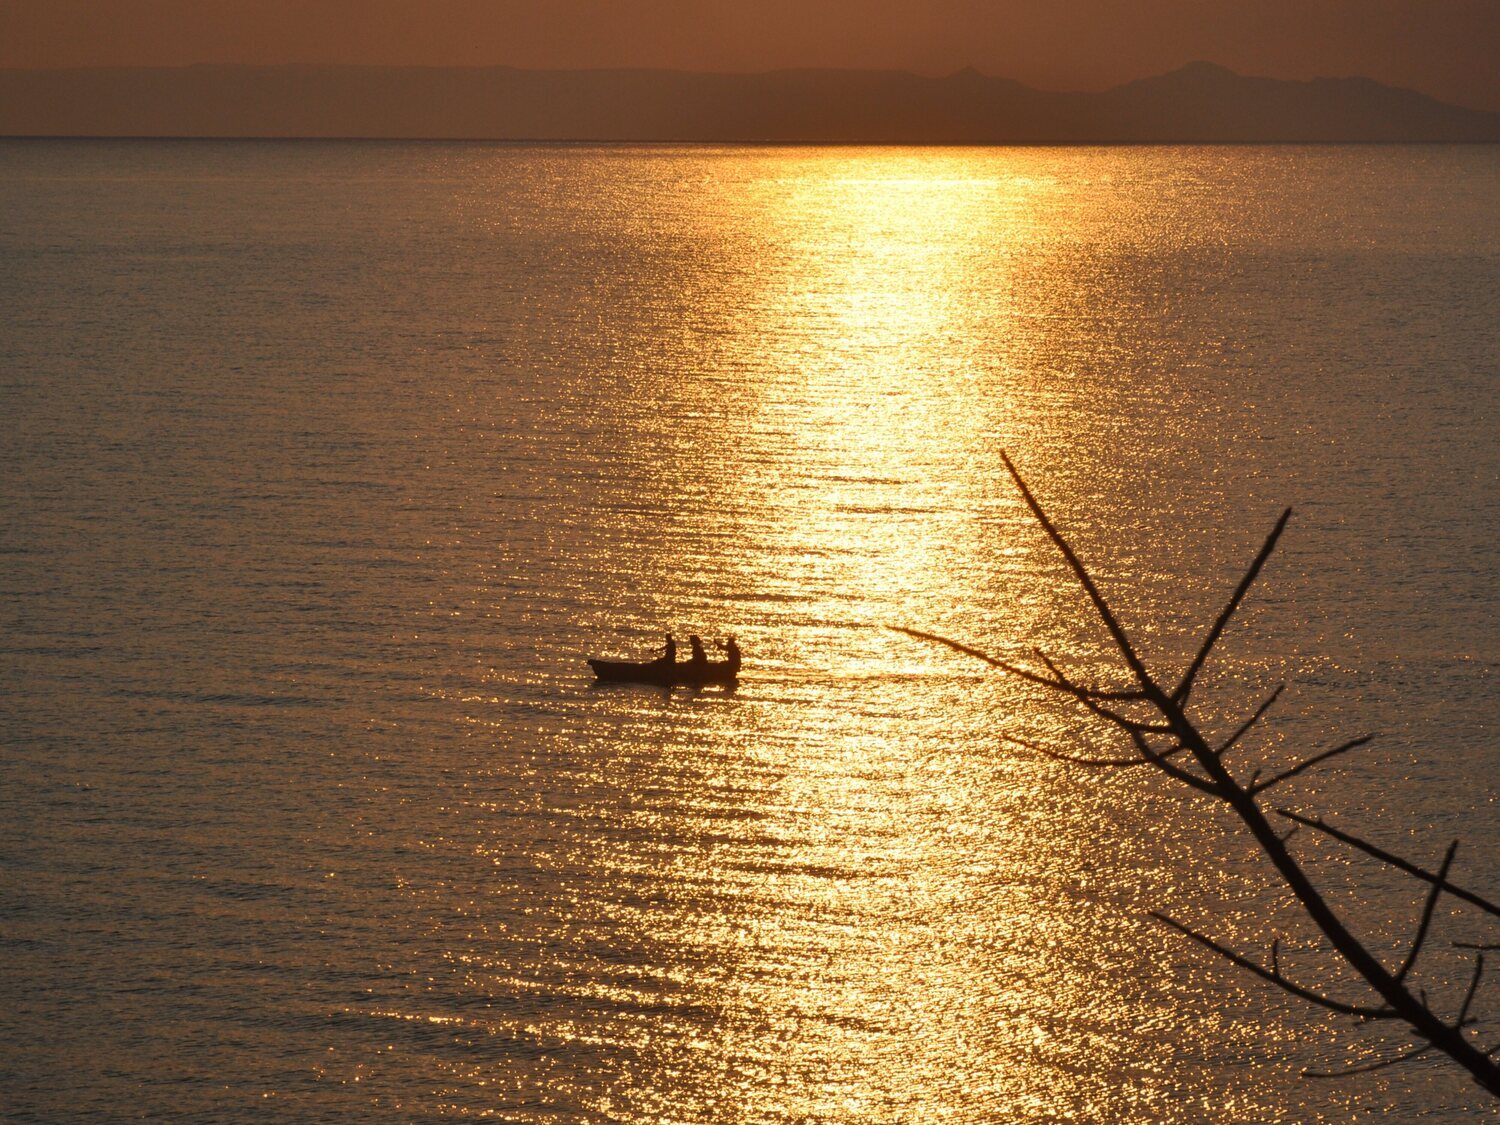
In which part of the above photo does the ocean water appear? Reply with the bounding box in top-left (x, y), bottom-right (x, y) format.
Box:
top-left (1, 140), bottom-right (1497, 1121)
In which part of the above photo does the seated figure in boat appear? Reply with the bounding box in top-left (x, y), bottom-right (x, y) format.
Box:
top-left (588, 631), bottom-right (736, 685)
top-left (686, 634), bottom-right (709, 676)
top-left (718, 636), bottom-right (741, 675)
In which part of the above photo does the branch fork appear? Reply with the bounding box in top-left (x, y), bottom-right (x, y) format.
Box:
top-left (900, 453), bottom-right (1500, 1095)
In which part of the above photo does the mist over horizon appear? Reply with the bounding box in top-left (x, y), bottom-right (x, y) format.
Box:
top-left (4, 0), bottom-right (1499, 113)
top-left (4, 60), bottom-right (1497, 143)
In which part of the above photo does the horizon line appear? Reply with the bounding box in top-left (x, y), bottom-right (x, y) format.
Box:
top-left (5, 60), bottom-right (1494, 115)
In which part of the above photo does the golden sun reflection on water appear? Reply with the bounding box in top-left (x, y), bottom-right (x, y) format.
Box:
top-left (504, 151), bottom-right (1200, 1121)
top-left (708, 154), bottom-right (1069, 651)
top-left (382, 147), bottom-right (1460, 1121)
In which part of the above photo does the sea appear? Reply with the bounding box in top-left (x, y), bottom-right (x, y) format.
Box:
top-left (1, 140), bottom-right (1497, 1121)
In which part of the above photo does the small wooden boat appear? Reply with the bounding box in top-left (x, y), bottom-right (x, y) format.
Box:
top-left (588, 640), bottom-right (741, 687)
top-left (587, 657), bottom-right (680, 686)
top-left (680, 656), bottom-right (740, 687)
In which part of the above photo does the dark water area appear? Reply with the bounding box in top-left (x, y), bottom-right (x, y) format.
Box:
top-left (1, 140), bottom-right (1497, 1120)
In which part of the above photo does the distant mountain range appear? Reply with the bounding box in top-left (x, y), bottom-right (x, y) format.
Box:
top-left (3, 61), bottom-right (1498, 143)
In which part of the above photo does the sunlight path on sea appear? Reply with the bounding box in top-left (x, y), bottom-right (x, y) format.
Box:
top-left (395, 148), bottom-right (1225, 1120)
top-left (617, 157), bottom-right (1075, 1119)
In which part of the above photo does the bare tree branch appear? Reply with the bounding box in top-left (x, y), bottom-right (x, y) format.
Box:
top-left (999, 452), bottom-right (1161, 696)
top-left (1457, 953), bottom-right (1487, 1027)
top-left (1217, 682), bottom-right (1286, 755)
top-left (890, 626), bottom-right (1146, 705)
top-left (1277, 811), bottom-right (1500, 919)
top-left (901, 454), bottom-right (1500, 1095)
top-left (896, 625), bottom-right (1218, 794)
top-left (889, 625), bottom-right (1065, 688)
top-left (1304, 1042), bottom-right (1433, 1079)
top-left (1031, 646), bottom-right (1150, 702)
top-left (1122, 726), bottom-right (1224, 797)
top-left (1248, 734), bottom-right (1377, 796)
top-left (1172, 508), bottom-right (1293, 708)
top-left (1033, 650), bottom-right (1173, 734)
top-left (1001, 733), bottom-right (1180, 770)
top-left (1394, 842), bottom-right (1459, 984)
top-left (1151, 912), bottom-right (1395, 1019)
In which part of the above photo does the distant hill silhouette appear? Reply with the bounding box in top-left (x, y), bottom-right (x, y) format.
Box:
top-left (3, 61), bottom-right (1498, 142)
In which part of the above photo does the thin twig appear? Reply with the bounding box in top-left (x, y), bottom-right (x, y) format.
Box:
top-left (1395, 842), bottom-right (1459, 983)
top-left (1124, 727), bottom-right (1223, 797)
top-left (1001, 733), bottom-right (1179, 769)
top-left (1152, 912), bottom-right (1395, 1019)
top-left (1217, 683), bottom-right (1286, 755)
top-left (1456, 954), bottom-right (1486, 1027)
top-left (889, 626), bottom-right (1064, 687)
top-left (1304, 1043), bottom-right (1433, 1079)
top-left (1277, 811), bottom-right (1500, 918)
top-left (1034, 650), bottom-right (1173, 734)
top-left (1172, 508), bottom-right (1293, 707)
top-left (1248, 734), bottom-right (1377, 796)
top-left (999, 452), bottom-right (1161, 696)
top-left (891, 625), bottom-right (1146, 703)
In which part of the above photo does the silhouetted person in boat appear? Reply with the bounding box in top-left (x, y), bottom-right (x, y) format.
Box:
top-left (655, 634), bottom-right (677, 667)
top-left (686, 634), bottom-right (709, 676)
top-left (718, 636), bottom-right (741, 674)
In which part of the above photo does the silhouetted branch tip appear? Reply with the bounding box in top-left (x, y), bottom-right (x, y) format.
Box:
top-left (889, 625), bottom-right (1073, 694)
top-left (998, 452), bottom-right (1159, 695)
top-left (1172, 507), bottom-right (1293, 707)
top-left (1394, 841), bottom-right (1458, 984)
top-left (1150, 912), bottom-right (1396, 1019)
top-left (1457, 954), bottom-right (1486, 1026)
top-left (1303, 1042), bottom-right (1433, 1079)
top-left (1248, 734), bottom-right (1377, 796)
top-left (1276, 810), bottom-right (1500, 919)
top-left (1217, 682), bottom-right (1287, 756)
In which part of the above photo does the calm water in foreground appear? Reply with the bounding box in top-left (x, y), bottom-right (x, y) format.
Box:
top-left (1, 141), bottom-right (1497, 1121)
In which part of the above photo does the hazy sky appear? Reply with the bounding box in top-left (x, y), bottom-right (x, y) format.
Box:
top-left (4, 0), bottom-right (1497, 111)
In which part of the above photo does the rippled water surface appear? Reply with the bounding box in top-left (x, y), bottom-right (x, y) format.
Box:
top-left (2, 141), bottom-right (1498, 1120)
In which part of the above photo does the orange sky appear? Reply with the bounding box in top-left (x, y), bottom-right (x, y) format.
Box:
top-left (3, 0), bottom-right (1498, 112)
